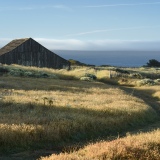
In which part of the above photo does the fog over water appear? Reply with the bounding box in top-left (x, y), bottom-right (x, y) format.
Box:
top-left (1, 39), bottom-right (160, 67)
top-left (55, 50), bottom-right (160, 67)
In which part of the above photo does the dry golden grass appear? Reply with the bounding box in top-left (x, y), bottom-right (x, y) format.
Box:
top-left (124, 67), bottom-right (160, 75)
top-left (153, 91), bottom-right (160, 100)
top-left (41, 129), bottom-right (160, 160)
top-left (3, 64), bottom-right (160, 88)
top-left (2, 64), bottom-right (112, 80)
top-left (0, 65), bottom-right (160, 158)
top-left (134, 85), bottom-right (160, 100)
top-left (0, 75), bottom-right (158, 154)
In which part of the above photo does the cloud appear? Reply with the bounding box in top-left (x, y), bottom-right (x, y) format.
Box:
top-left (85, 2), bottom-right (160, 8)
top-left (37, 5), bottom-right (72, 11)
top-left (0, 38), bottom-right (160, 51)
top-left (35, 38), bottom-right (160, 51)
top-left (65, 25), bottom-right (160, 37)
top-left (0, 5), bottom-right (71, 11)
top-left (35, 38), bottom-right (86, 50)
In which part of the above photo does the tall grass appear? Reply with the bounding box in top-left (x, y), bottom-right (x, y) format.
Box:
top-left (0, 64), bottom-right (111, 80)
top-left (41, 129), bottom-right (160, 160)
top-left (0, 76), bottom-right (158, 154)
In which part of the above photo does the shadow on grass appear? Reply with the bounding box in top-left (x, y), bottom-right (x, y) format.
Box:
top-left (119, 86), bottom-right (160, 115)
top-left (0, 98), bottom-right (158, 157)
top-left (0, 76), bottom-right (159, 159)
top-left (0, 76), bottom-right (109, 93)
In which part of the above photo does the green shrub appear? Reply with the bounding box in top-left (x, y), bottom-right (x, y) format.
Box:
top-left (136, 79), bottom-right (155, 86)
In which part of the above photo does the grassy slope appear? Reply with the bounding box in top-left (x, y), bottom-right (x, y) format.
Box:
top-left (41, 86), bottom-right (160, 160)
top-left (0, 65), bottom-right (159, 159)
top-left (41, 129), bottom-right (160, 160)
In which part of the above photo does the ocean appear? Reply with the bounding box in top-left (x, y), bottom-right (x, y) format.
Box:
top-left (54, 50), bottom-right (160, 67)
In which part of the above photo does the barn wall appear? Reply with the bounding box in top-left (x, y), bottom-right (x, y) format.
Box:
top-left (0, 38), bottom-right (70, 69)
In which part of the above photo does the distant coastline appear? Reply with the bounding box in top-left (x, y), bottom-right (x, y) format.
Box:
top-left (55, 50), bottom-right (160, 67)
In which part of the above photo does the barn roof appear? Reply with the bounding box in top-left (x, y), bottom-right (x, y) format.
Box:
top-left (0, 38), bottom-right (29, 56)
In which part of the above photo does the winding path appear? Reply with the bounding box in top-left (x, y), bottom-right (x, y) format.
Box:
top-left (1, 86), bottom-right (160, 160)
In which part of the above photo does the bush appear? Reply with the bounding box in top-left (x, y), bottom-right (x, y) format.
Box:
top-left (136, 79), bottom-right (155, 86)
top-left (154, 79), bottom-right (160, 83)
top-left (84, 73), bottom-right (97, 80)
top-left (146, 59), bottom-right (160, 67)
top-left (80, 77), bottom-right (93, 81)
top-left (115, 68), bottom-right (130, 74)
top-left (0, 67), bottom-right (9, 74)
top-left (129, 73), bottom-right (143, 79)
top-left (9, 69), bottom-right (24, 76)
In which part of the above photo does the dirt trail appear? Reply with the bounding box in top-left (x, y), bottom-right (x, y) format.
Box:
top-left (1, 86), bottom-right (160, 160)
top-left (120, 86), bottom-right (160, 115)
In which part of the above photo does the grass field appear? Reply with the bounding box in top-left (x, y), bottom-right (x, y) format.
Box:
top-left (41, 129), bottom-right (160, 160)
top-left (0, 65), bottom-right (160, 159)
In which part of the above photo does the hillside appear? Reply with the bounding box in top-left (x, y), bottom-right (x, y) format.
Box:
top-left (0, 64), bottom-right (160, 159)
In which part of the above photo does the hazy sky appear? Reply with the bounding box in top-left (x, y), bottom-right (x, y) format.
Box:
top-left (0, 0), bottom-right (160, 50)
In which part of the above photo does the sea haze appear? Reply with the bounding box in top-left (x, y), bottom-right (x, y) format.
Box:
top-left (54, 50), bottom-right (160, 67)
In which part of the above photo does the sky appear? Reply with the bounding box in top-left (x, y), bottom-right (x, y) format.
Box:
top-left (0, 0), bottom-right (160, 51)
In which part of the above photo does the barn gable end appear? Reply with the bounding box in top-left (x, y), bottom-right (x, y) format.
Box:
top-left (0, 38), bottom-right (70, 69)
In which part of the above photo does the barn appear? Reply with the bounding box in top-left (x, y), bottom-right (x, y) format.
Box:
top-left (0, 38), bottom-right (70, 69)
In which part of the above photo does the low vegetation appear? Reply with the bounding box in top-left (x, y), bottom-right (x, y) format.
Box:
top-left (146, 59), bottom-right (160, 67)
top-left (0, 64), bottom-right (160, 159)
top-left (1, 64), bottom-right (160, 85)
top-left (41, 129), bottom-right (160, 160)
top-left (0, 76), bottom-right (157, 153)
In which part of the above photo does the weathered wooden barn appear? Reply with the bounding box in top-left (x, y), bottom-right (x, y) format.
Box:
top-left (0, 38), bottom-right (70, 69)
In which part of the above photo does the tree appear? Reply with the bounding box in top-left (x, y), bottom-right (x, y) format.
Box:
top-left (146, 59), bottom-right (160, 67)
